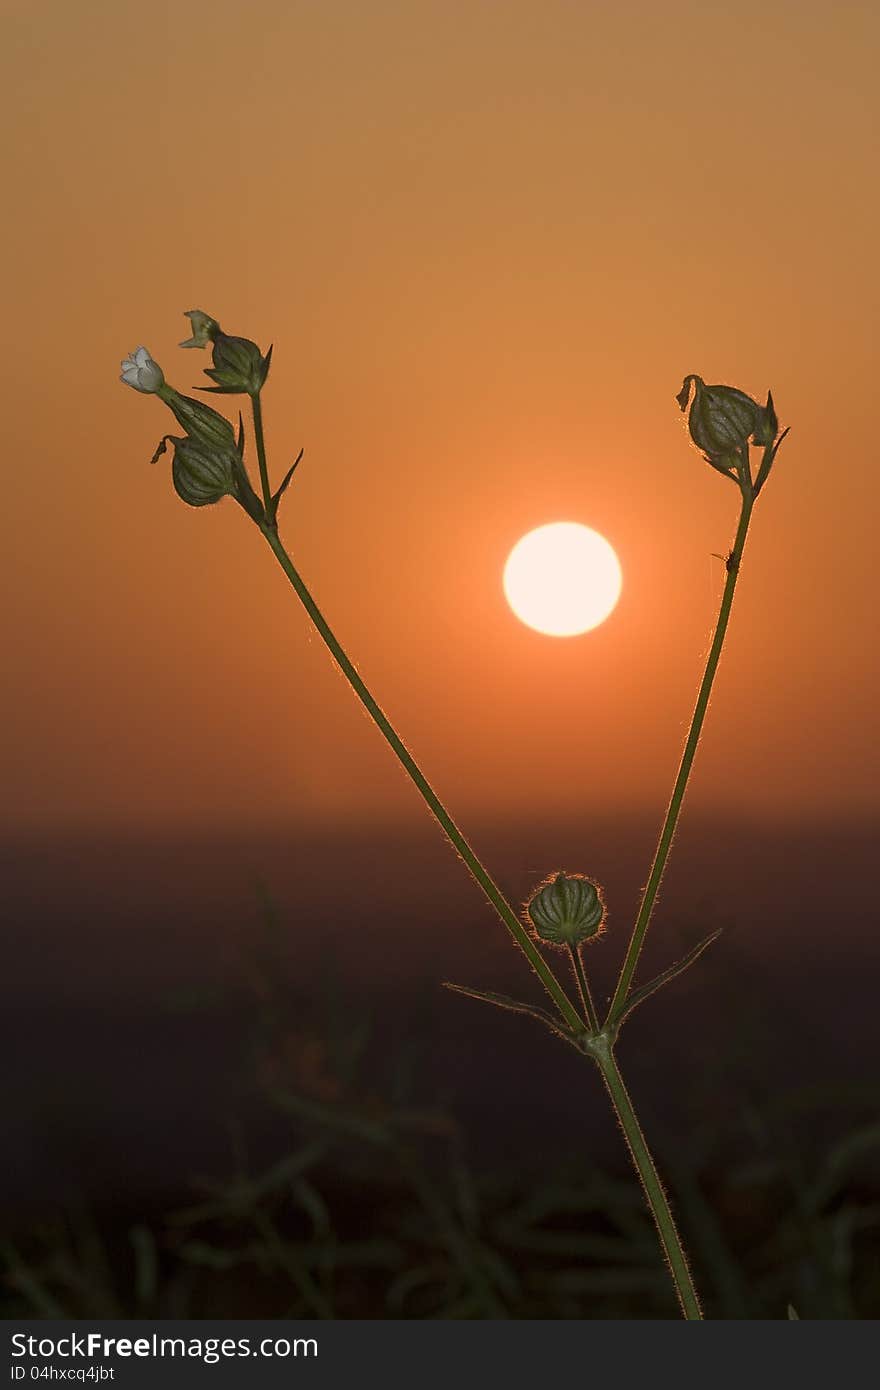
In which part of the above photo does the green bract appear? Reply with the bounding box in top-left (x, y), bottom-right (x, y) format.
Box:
top-left (527, 872), bottom-right (606, 948)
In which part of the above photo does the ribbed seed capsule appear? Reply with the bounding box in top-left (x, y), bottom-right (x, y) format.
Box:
top-left (527, 872), bottom-right (606, 948)
top-left (676, 375), bottom-right (770, 457)
top-left (157, 386), bottom-right (237, 452)
top-left (169, 434), bottom-right (238, 507)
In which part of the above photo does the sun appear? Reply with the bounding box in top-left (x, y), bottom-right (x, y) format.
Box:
top-left (503, 522), bottom-right (622, 637)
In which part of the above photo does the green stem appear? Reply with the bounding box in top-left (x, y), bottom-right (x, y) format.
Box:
top-left (568, 945), bottom-right (600, 1034)
top-left (606, 488), bottom-right (754, 1024)
top-left (250, 392), bottom-right (274, 521)
top-left (594, 1041), bottom-right (702, 1319)
top-left (258, 522), bottom-right (583, 1034)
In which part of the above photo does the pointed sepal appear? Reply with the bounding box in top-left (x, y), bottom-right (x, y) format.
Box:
top-left (761, 390), bottom-right (778, 443)
top-left (260, 343), bottom-right (274, 388)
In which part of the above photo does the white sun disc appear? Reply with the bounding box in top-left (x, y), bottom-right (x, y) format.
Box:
top-left (503, 522), bottom-right (622, 636)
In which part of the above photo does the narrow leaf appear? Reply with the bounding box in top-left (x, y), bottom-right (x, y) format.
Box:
top-left (609, 929), bottom-right (723, 1030)
top-left (236, 412), bottom-right (246, 456)
top-left (271, 448), bottom-right (305, 515)
top-left (787, 1303), bottom-right (800, 1320)
top-left (754, 425), bottom-right (791, 495)
top-left (443, 982), bottom-right (579, 1046)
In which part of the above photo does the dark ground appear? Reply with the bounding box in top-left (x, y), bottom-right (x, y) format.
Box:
top-left (2, 815), bottom-right (878, 1317)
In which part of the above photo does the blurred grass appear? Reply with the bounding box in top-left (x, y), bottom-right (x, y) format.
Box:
top-left (3, 896), bottom-right (878, 1320)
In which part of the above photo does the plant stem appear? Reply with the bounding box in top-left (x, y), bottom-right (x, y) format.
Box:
top-left (568, 945), bottom-right (600, 1034)
top-left (594, 1040), bottom-right (702, 1319)
top-left (258, 522), bottom-right (584, 1034)
top-left (606, 488), bottom-right (754, 1024)
top-left (250, 393), bottom-right (274, 520)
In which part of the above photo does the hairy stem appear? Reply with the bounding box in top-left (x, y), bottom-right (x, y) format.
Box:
top-left (568, 944), bottom-right (600, 1034)
top-left (258, 522), bottom-right (583, 1033)
top-left (594, 1040), bottom-right (702, 1319)
top-left (606, 489), bottom-right (754, 1023)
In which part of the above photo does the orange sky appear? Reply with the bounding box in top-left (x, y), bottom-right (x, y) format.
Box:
top-left (2, 0), bottom-right (878, 832)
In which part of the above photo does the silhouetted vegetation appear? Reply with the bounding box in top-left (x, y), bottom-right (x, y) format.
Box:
top-left (5, 941), bottom-right (878, 1320)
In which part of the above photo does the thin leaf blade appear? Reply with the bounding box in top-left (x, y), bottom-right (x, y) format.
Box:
top-left (443, 982), bottom-right (581, 1047)
top-left (270, 448), bottom-right (305, 519)
top-left (609, 928), bottom-right (723, 1031)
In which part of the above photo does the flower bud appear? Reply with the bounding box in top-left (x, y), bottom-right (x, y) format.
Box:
top-left (527, 872), bottom-right (606, 948)
top-left (675, 375), bottom-right (767, 457)
top-left (120, 346), bottom-right (164, 394)
top-left (168, 434), bottom-right (238, 508)
top-left (204, 333), bottom-right (271, 395)
top-left (178, 308), bottom-right (271, 395)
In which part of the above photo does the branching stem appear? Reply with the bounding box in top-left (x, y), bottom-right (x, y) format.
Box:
top-left (257, 521), bottom-right (584, 1035)
top-left (606, 487), bottom-right (754, 1024)
top-left (237, 393), bottom-right (770, 1322)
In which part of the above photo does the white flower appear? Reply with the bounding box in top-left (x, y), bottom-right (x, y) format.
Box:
top-left (120, 346), bottom-right (165, 393)
top-left (179, 309), bottom-right (218, 349)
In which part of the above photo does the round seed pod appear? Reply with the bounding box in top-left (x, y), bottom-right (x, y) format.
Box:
top-left (170, 434), bottom-right (237, 508)
top-left (527, 872), bottom-right (606, 948)
top-left (676, 375), bottom-right (766, 456)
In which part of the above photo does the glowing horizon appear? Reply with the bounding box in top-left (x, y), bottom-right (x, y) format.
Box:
top-left (2, 0), bottom-right (878, 829)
